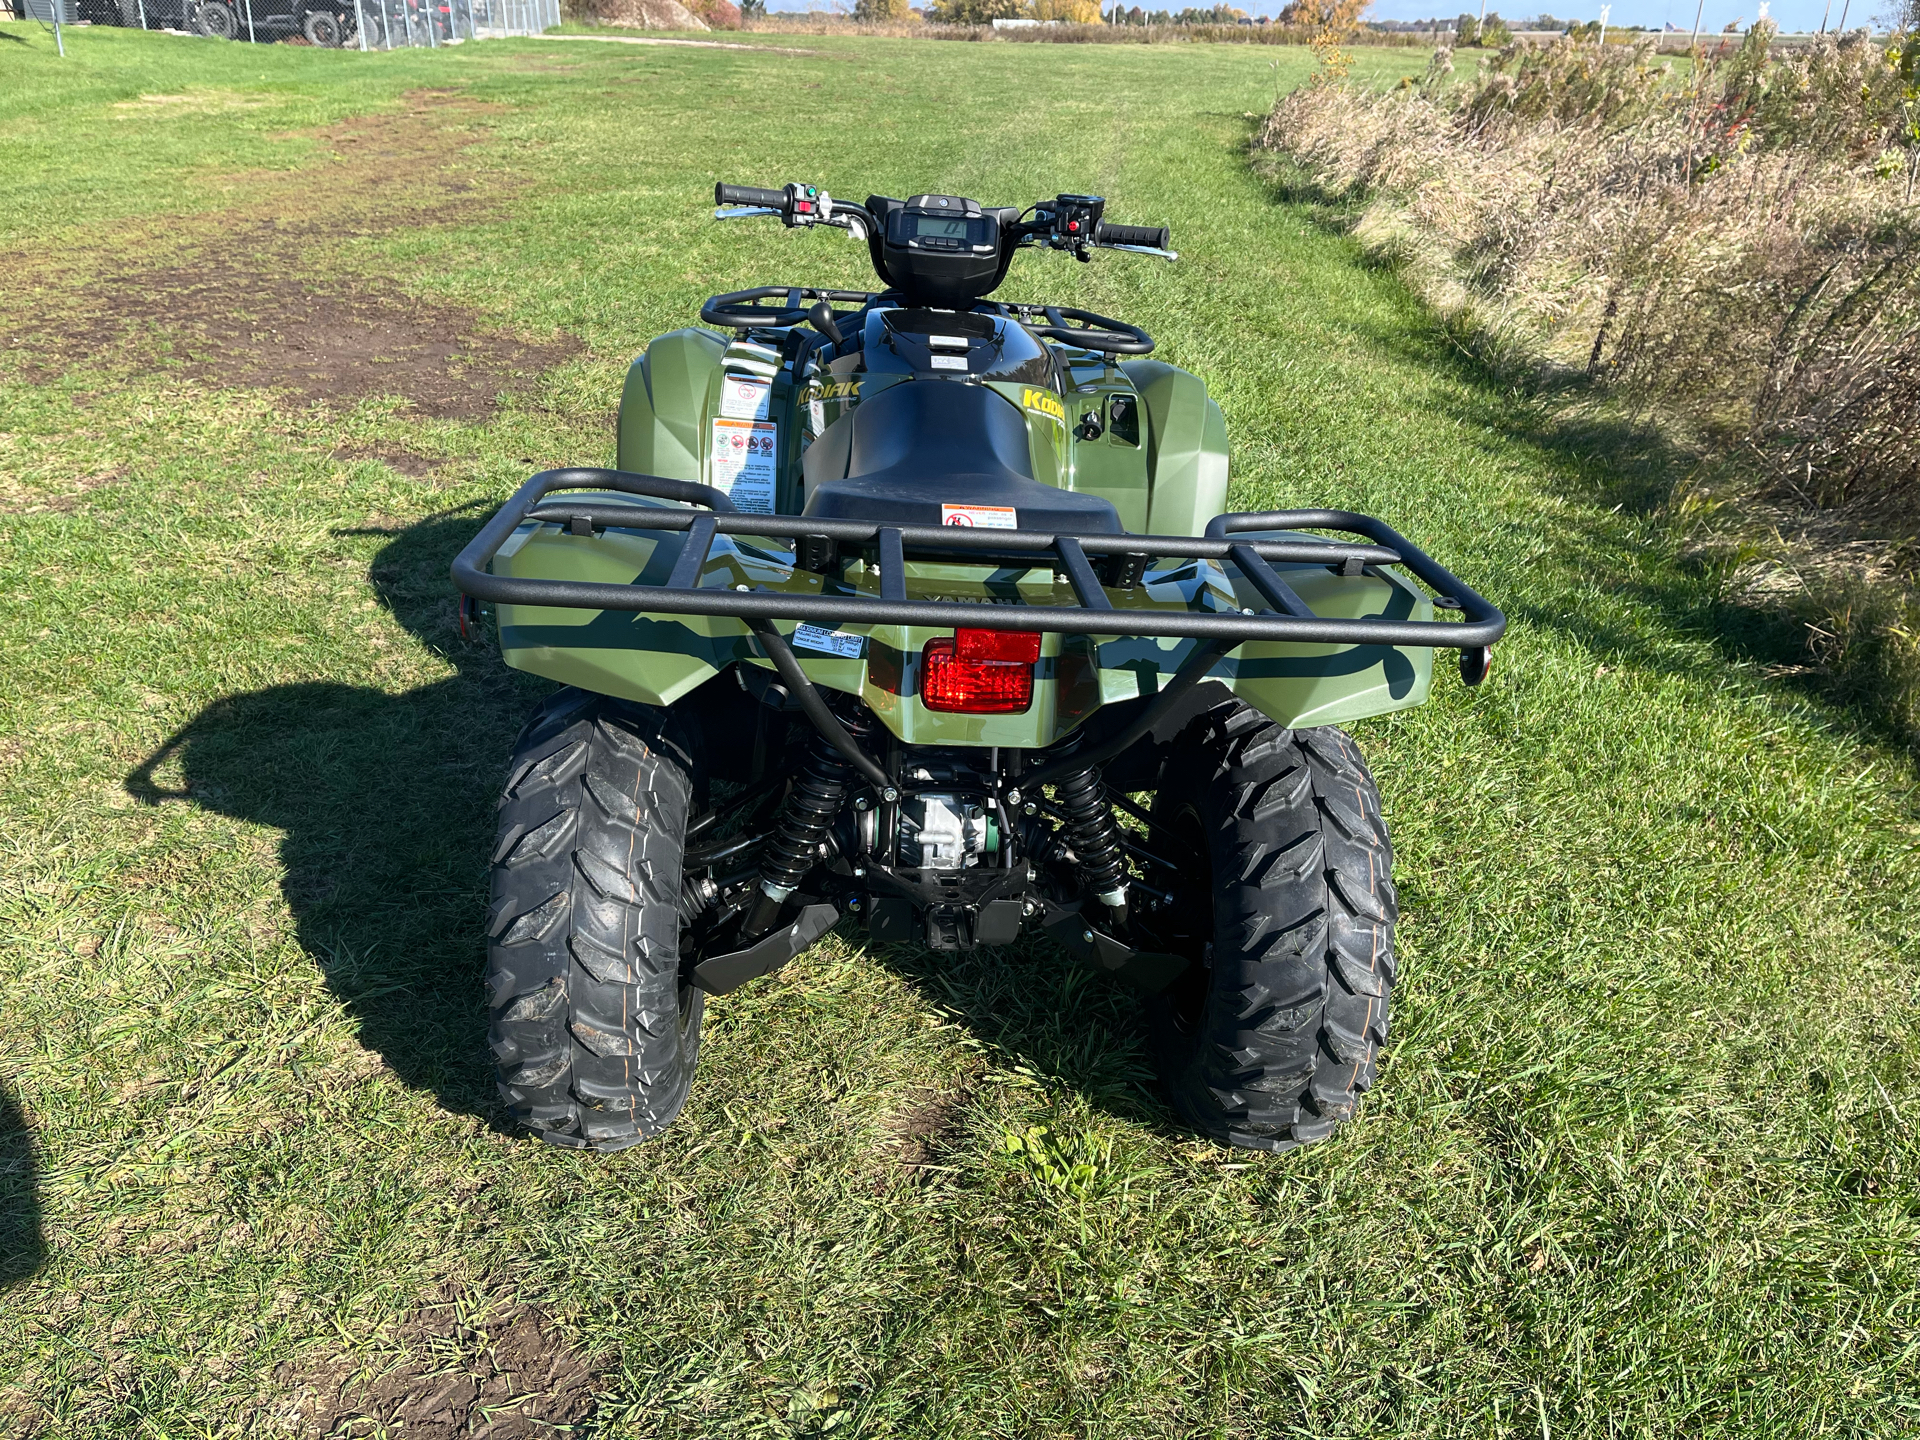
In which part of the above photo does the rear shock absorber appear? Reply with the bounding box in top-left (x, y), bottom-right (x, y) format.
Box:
top-left (1050, 744), bottom-right (1129, 926)
top-left (739, 731), bottom-right (856, 940)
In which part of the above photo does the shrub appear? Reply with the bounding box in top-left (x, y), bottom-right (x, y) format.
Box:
top-left (1277, 0), bottom-right (1362, 29)
top-left (1032, 0), bottom-right (1104, 19)
top-left (927, 0), bottom-right (1021, 19)
top-left (1260, 27), bottom-right (1920, 737)
top-left (684, 0), bottom-right (740, 23)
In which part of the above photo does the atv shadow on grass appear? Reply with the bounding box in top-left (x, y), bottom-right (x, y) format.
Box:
top-left (127, 510), bottom-right (542, 1132)
top-left (0, 1080), bottom-right (45, 1291)
top-left (864, 941), bottom-right (1188, 1142)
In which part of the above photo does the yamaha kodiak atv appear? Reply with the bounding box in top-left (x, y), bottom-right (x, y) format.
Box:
top-left (454, 183), bottom-right (1505, 1153)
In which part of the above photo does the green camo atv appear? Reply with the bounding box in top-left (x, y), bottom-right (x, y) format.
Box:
top-left (453, 182), bottom-right (1504, 1153)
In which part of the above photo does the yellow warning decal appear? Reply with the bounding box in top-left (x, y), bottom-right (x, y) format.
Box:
top-left (1022, 387), bottom-right (1066, 422)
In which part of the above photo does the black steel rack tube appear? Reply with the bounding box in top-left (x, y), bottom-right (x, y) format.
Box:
top-left (452, 469), bottom-right (1507, 651)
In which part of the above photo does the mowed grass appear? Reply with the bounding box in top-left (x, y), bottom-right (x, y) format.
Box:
top-left (2, 21), bottom-right (1918, 1438)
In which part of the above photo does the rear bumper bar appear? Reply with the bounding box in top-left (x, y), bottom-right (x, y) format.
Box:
top-left (450, 468), bottom-right (1506, 651)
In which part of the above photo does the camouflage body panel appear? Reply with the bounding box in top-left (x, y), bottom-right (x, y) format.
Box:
top-left (492, 499), bottom-right (1434, 743)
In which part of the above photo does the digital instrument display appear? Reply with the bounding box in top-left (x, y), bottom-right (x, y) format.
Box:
top-left (911, 216), bottom-right (973, 240)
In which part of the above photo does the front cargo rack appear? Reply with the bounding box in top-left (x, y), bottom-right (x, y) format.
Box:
top-left (451, 467), bottom-right (1506, 655)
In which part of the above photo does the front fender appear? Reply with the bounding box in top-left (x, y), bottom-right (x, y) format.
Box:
top-left (1123, 359), bottom-right (1229, 539)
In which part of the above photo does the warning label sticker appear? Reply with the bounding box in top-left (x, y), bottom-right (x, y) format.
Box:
top-left (719, 373), bottom-right (772, 420)
top-left (711, 418), bottom-right (778, 514)
top-left (793, 624), bottom-right (865, 659)
top-left (940, 503), bottom-right (1017, 529)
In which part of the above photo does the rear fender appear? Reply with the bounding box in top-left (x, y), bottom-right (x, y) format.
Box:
top-left (489, 507), bottom-right (1435, 737)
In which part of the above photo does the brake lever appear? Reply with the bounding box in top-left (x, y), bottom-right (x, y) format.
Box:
top-left (714, 206), bottom-right (783, 221)
top-left (1101, 243), bottom-right (1180, 262)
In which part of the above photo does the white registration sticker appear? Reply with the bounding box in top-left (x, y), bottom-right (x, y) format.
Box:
top-left (940, 503), bottom-right (1017, 529)
top-left (710, 418), bottom-right (778, 514)
top-left (719, 373), bottom-right (772, 420)
top-left (792, 624), bottom-right (865, 659)
top-left (929, 353), bottom-right (968, 372)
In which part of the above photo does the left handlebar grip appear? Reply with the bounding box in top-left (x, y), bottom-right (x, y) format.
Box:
top-left (716, 183), bottom-right (787, 208)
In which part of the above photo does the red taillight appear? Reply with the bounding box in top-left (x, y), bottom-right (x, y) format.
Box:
top-left (955, 628), bottom-right (1041, 663)
top-left (921, 629), bottom-right (1041, 714)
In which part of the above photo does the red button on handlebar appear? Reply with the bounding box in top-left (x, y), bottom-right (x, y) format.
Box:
top-left (1066, 221), bottom-right (1079, 232)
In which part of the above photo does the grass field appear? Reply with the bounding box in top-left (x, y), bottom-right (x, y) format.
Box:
top-left (3, 21), bottom-right (1918, 1438)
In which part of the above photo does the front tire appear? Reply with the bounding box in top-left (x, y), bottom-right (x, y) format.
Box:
top-left (1147, 702), bottom-right (1397, 1152)
top-left (302, 6), bottom-right (344, 43)
top-left (486, 690), bottom-right (705, 1151)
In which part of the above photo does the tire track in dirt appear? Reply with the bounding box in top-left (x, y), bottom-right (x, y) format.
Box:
top-left (274, 1289), bottom-right (602, 1439)
top-left (4, 91), bottom-right (578, 419)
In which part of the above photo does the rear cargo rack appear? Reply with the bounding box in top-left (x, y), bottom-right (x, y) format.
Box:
top-left (451, 468), bottom-right (1506, 651)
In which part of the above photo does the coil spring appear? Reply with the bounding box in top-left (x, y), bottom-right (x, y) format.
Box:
top-left (756, 733), bottom-right (854, 901)
top-left (1053, 757), bottom-right (1129, 909)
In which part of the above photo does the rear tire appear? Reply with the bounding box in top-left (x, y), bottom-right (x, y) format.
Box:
top-left (1147, 702), bottom-right (1397, 1152)
top-left (192, 0), bottom-right (239, 35)
top-left (486, 689), bottom-right (705, 1151)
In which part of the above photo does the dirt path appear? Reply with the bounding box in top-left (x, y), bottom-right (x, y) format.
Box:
top-left (3, 91), bottom-right (577, 419)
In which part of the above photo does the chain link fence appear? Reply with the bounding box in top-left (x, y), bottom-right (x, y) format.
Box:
top-left (10, 0), bottom-right (557, 48)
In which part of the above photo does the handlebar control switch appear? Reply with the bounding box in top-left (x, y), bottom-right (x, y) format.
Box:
top-left (785, 183), bottom-right (832, 228)
top-left (1048, 194), bottom-right (1106, 259)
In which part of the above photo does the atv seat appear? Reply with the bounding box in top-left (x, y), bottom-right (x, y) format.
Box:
top-left (802, 379), bottom-right (1123, 534)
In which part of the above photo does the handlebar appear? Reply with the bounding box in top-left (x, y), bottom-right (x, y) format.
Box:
top-left (716, 182), bottom-right (787, 209)
top-left (1095, 220), bottom-right (1171, 251)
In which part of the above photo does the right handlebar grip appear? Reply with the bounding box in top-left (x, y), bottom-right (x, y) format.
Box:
top-left (715, 182), bottom-right (787, 208)
top-left (1095, 220), bottom-right (1171, 249)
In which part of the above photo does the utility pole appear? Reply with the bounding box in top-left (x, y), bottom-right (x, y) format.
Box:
top-left (1598, 1), bottom-right (1609, 39)
top-left (1687, 0), bottom-right (1703, 48)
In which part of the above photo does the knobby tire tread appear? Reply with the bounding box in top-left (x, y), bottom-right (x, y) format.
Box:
top-left (1151, 702), bottom-right (1397, 1152)
top-left (486, 689), bottom-right (703, 1151)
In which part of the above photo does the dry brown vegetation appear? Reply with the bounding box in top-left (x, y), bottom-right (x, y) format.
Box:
top-left (1262, 29), bottom-right (1920, 742)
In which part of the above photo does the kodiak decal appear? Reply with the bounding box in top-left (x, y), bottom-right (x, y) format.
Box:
top-left (1022, 387), bottom-right (1066, 423)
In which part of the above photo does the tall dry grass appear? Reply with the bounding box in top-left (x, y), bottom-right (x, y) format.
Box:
top-left (1261, 31), bottom-right (1920, 743)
